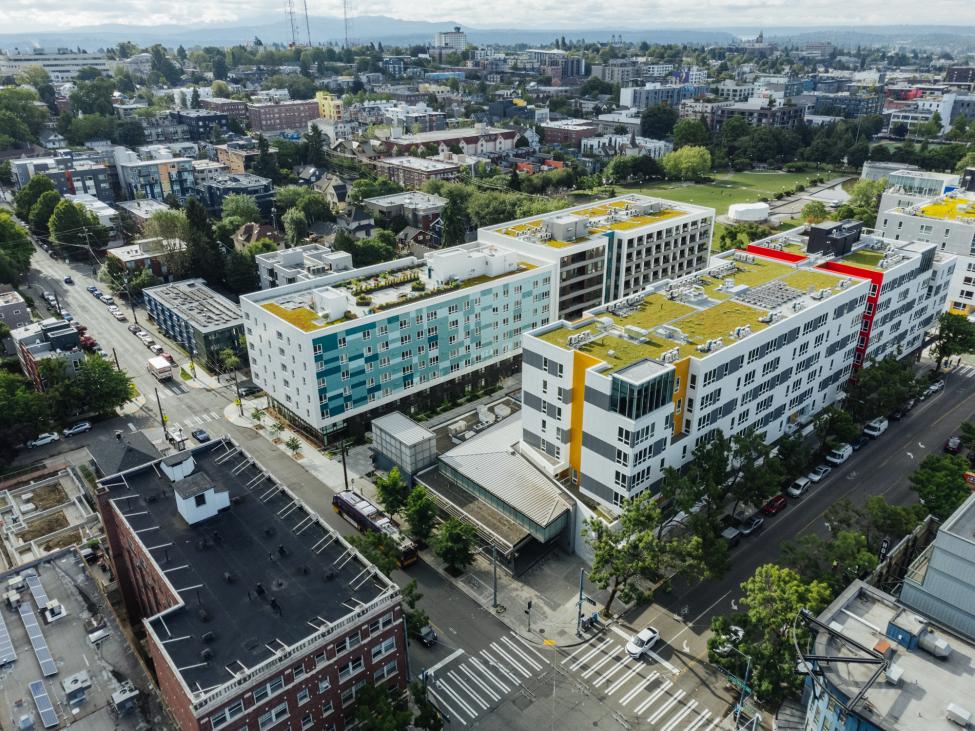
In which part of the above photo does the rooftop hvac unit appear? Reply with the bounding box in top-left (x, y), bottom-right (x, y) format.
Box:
top-left (919, 627), bottom-right (953, 659)
top-left (884, 663), bottom-right (904, 686)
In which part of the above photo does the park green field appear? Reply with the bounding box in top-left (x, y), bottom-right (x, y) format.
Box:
top-left (623, 169), bottom-right (844, 216)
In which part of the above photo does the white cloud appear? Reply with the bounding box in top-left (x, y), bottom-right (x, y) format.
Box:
top-left (2, 0), bottom-right (974, 33)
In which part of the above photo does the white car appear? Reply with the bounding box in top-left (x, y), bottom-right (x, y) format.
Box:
top-left (863, 417), bottom-right (888, 438)
top-left (62, 421), bottom-right (92, 437)
top-left (625, 626), bottom-right (660, 659)
top-left (807, 465), bottom-right (832, 483)
top-left (113, 311), bottom-right (127, 321)
top-left (27, 433), bottom-right (60, 448)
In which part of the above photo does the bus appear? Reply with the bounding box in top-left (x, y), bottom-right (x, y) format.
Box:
top-left (332, 489), bottom-right (419, 568)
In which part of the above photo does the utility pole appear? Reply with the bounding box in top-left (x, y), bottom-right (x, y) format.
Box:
top-left (492, 545), bottom-right (498, 609)
top-left (340, 440), bottom-right (350, 491)
top-left (125, 274), bottom-right (138, 325)
top-left (525, 600), bottom-right (532, 633)
top-left (302, 0), bottom-right (312, 46)
top-left (231, 364), bottom-right (243, 417)
top-left (112, 348), bottom-right (121, 371)
top-left (155, 387), bottom-right (166, 430)
top-left (575, 568), bottom-right (585, 636)
top-left (343, 0), bottom-right (350, 48)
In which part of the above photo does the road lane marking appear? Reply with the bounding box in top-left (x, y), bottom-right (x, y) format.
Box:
top-left (426, 687), bottom-right (467, 726)
top-left (570, 638), bottom-right (611, 670)
top-left (500, 636), bottom-right (543, 671)
top-left (489, 642), bottom-right (530, 677)
top-left (447, 670), bottom-right (489, 710)
top-left (436, 679), bottom-right (478, 719)
top-left (633, 680), bottom-right (672, 715)
top-left (508, 633), bottom-right (547, 664)
top-left (469, 656), bottom-right (510, 693)
top-left (427, 648), bottom-right (464, 675)
top-left (660, 699), bottom-right (696, 731)
top-left (459, 663), bottom-right (501, 702)
top-left (619, 671), bottom-right (659, 706)
top-left (479, 650), bottom-right (520, 685)
top-left (702, 715), bottom-right (720, 731)
top-left (127, 423), bottom-right (136, 432)
top-left (593, 657), bottom-right (631, 687)
top-left (606, 663), bottom-right (642, 695)
top-left (647, 689), bottom-right (685, 723)
top-left (685, 710), bottom-right (712, 731)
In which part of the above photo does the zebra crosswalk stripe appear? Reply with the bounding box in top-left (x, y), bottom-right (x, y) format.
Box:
top-left (447, 670), bottom-right (490, 710)
top-left (489, 642), bottom-right (531, 677)
top-left (659, 699), bottom-right (697, 731)
top-left (426, 687), bottom-right (467, 727)
top-left (619, 671), bottom-right (658, 706)
top-left (469, 656), bottom-right (510, 693)
top-left (581, 652), bottom-right (615, 678)
top-left (435, 679), bottom-right (478, 719)
top-left (606, 663), bottom-right (642, 695)
top-left (647, 689), bottom-right (686, 723)
top-left (480, 650), bottom-right (520, 685)
top-left (593, 657), bottom-right (631, 687)
top-left (685, 710), bottom-right (712, 731)
top-left (459, 663), bottom-right (500, 702)
top-left (508, 633), bottom-right (548, 664)
top-left (570, 638), bottom-right (611, 671)
top-left (500, 636), bottom-right (543, 671)
top-left (633, 681), bottom-right (672, 715)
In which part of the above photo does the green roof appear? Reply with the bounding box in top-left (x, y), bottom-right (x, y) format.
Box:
top-left (839, 249), bottom-right (886, 271)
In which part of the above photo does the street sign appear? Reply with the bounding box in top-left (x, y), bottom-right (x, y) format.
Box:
top-left (879, 537), bottom-right (891, 561)
top-left (585, 596), bottom-right (597, 606)
top-left (162, 415), bottom-right (169, 423)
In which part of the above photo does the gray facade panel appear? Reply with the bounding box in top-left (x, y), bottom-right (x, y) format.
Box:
top-left (522, 348), bottom-right (544, 370)
top-left (523, 429), bottom-right (542, 449)
top-left (584, 386), bottom-right (611, 411)
top-left (582, 432), bottom-right (617, 461)
top-left (580, 474), bottom-right (615, 503)
top-left (523, 392), bottom-right (542, 413)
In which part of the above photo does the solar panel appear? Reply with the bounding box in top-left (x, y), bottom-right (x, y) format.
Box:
top-left (19, 604), bottom-right (57, 677)
top-left (29, 679), bottom-right (58, 728)
top-left (25, 572), bottom-right (49, 609)
top-left (0, 612), bottom-right (16, 665)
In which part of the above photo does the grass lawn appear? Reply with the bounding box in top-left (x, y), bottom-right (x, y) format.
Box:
top-left (623, 169), bottom-right (844, 217)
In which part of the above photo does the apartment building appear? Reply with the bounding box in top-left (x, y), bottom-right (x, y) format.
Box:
top-left (361, 191), bottom-right (446, 231)
top-left (64, 193), bottom-right (120, 244)
top-left (580, 135), bottom-right (672, 159)
top-left (240, 243), bottom-right (555, 439)
top-left (10, 153), bottom-right (115, 203)
top-left (374, 156), bottom-right (461, 189)
top-left (590, 61), bottom-right (640, 85)
top-left (714, 80), bottom-right (755, 101)
top-left (619, 83), bottom-right (685, 110)
top-left (107, 237), bottom-right (185, 281)
top-left (877, 191), bottom-right (975, 313)
top-left (11, 319), bottom-right (86, 391)
top-left (539, 119), bottom-right (599, 148)
top-left (315, 91), bottom-right (345, 121)
top-left (0, 48), bottom-right (117, 81)
top-left (520, 229), bottom-right (952, 510)
top-left (386, 126), bottom-right (520, 157)
top-left (0, 291), bottom-right (29, 354)
top-left (478, 195), bottom-right (714, 322)
top-left (114, 150), bottom-right (196, 203)
top-left (200, 97), bottom-right (248, 120)
top-left (95, 440), bottom-right (406, 731)
top-left (171, 109), bottom-right (230, 141)
top-left (713, 102), bottom-right (805, 130)
top-left (247, 100), bottom-right (320, 132)
top-left (256, 244), bottom-right (353, 290)
top-left (433, 27), bottom-right (467, 52)
top-left (193, 173), bottom-right (274, 217)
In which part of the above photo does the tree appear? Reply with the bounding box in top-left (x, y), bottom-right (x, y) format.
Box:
top-left (775, 430), bottom-right (812, 479)
top-left (727, 427), bottom-right (783, 517)
top-left (190, 87), bottom-right (201, 109)
top-left (404, 486), bottom-right (438, 544)
top-left (353, 682), bottom-right (413, 730)
top-left (960, 420), bottom-right (975, 452)
top-left (14, 175), bottom-right (56, 220)
top-left (253, 134), bottom-right (278, 180)
top-left (781, 530), bottom-right (878, 592)
top-left (402, 579), bottom-right (430, 637)
top-left (955, 150), bottom-right (975, 174)
top-left (0, 161), bottom-right (12, 186)
top-left (815, 405), bottom-right (859, 452)
top-left (28, 190), bottom-right (62, 234)
top-left (672, 118), bottom-right (711, 148)
top-left (48, 200), bottom-right (109, 252)
top-left (845, 355), bottom-right (919, 421)
top-left (440, 189), bottom-right (468, 246)
top-left (0, 370), bottom-right (50, 462)
top-left (223, 250), bottom-right (258, 294)
top-left (69, 77), bottom-right (116, 116)
top-left (800, 200), bottom-right (828, 224)
top-left (661, 145), bottom-right (711, 180)
top-left (349, 530), bottom-right (399, 577)
top-left (269, 420), bottom-right (284, 441)
top-left (910, 453), bottom-right (971, 521)
top-left (586, 491), bottom-right (705, 616)
top-left (0, 213), bottom-right (33, 286)
top-left (824, 496), bottom-right (923, 553)
top-left (282, 207), bottom-right (309, 247)
top-left (302, 124), bottom-right (327, 166)
top-left (221, 194), bottom-right (262, 224)
top-left (433, 518), bottom-right (477, 573)
top-left (15, 65), bottom-right (51, 89)
top-left (284, 435), bottom-right (302, 458)
top-left (375, 467), bottom-right (411, 517)
top-left (932, 313), bottom-right (975, 370)
top-left (640, 105), bottom-right (678, 138)
top-left (410, 681), bottom-right (444, 731)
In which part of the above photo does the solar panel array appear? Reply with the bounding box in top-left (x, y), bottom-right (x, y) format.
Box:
top-left (25, 572), bottom-right (49, 608)
top-left (19, 604), bottom-right (57, 676)
top-left (0, 612), bottom-right (16, 665)
top-left (29, 679), bottom-right (58, 728)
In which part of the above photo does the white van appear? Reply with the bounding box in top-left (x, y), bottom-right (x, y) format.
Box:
top-left (863, 417), bottom-right (889, 438)
top-left (825, 443), bottom-right (853, 465)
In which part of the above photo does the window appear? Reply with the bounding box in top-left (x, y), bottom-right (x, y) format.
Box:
top-left (194, 494), bottom-right (206, 507)
top-left (369, 613), bottom-right (394, 634)
top-left (293, 663), bottom-right (306, 680)
top-left (258, 701), bottom-right (289, 731)
top-left (302, 713), bottom-right (315, 730)
top-left (374, 660), bottom-right (398, 684)
top-left (338, 656), bottom-right (364, 681)
top-left (337, 336), bottom-right (346, 348)
top-left (212, 701), bottom-right (244, 729)
top-left (340, 680), bottom-right (366, 707)
top-left (318, 677), bottom-right (332, 693)
top-left (253, 676), bottom-right (285, 703)
top-left (372, 637), bottom-right (396, 661)
top-left (297, 688), bottom-right (310, 705)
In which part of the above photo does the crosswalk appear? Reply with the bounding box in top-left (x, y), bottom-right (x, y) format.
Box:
top-left (424, 632), bottom-right (550, 726)
top-left (560, 635), bottom-right (720, 730)
top-left (152, 383), bottom-right (189, 400)
top-left (956, 365), bottom-right (975, 378)
top-left (182, 411), bottom-right (222, 427)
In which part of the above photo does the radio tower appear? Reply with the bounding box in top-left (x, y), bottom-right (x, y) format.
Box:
top-left (302, 0), bottom-right (312, 46)
top-left (284, 0), bottom-right (299, 46)
top-left (343, 0), bottom-right (351, 48)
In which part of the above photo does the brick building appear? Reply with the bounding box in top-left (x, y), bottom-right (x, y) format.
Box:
top-left (374, 156), bottom-right (461, 189)
top-left (539, 119), bottom-right (599, 148)
top-left (95, 440), bottom-right (407, 731)
top-left (200, 97), bottom-right (249, 120)
top-left (248, 100), bottom-right (320, 132)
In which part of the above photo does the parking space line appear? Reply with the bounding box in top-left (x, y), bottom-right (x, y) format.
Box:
top-left (619, 671), bottom-right (658, 706)
top-left (633, 681), bottom-right (672, 715)
top-left (426, 687), bottom-right (467, 726)
top-left (480, 650), bottom-right (520, 686)
top-left (489, 642), bottom-right (530, 677)
top-left (606, 663), bottom-right (642, 695)
top-left (685, 710), bottom-right (712, 731)
top-left (459, 664), bottom-right (500, 702)
top-left (500, 636), bottom-right (543, 671)
top-left (659, 699), bottom-right (696, 731)
top-left (647, 689), bottom-right (685, 723)
top-left (508, 633), bottom-right (548, 664)
top-left (447, 670), bottom-right (489, 710)
top-left (570, 638), bottom-right (611, 670)
top-left (593, 657), bottom-right (631, 687)
top-left (469, 656), bottom-right (510, 693)
top-left (436, 679), bottom-right (478, 719)
top-left (581, 652), bottom-right (615, 678)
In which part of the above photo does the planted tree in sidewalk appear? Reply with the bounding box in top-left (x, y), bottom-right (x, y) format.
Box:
top-left (284, 435), bottom-right (302, 458)
top-left (910, 453), bottom-right (971, 520)
top-left (781, 530), bottom-right (878, 592)
top-left (824, 496), bottom-right (924, 553)
top-left (844, 355), bottom-right (919, 422)
top-left (932, 312), bottom-right (975, 370)
top-left (814, 405), bottom-right (859, 452)
top-left (402, 579), bottom-right (430, 637)
top-left (775, 430), bottom-right (812, 480)
top-left (269, 420), bottom-right (284, 442)
top-left (375, 467), bottom-right (411, 517)
top-left (249, 407), bottom-right (265, 426)
top-left (410, 681), bottom-right (444, 731)
top-left (353, 682), bottom-right (413, 730)
top-left (350, 531), bottom-right (399, 577)
top-left (433, 518), bottom-right (477, 574)
top-left (404, 485), bottom-right (438, 544)
top-left (585, 491), bottom-right (705, 617)
top-left (727, 427), bottom-right (783, 517)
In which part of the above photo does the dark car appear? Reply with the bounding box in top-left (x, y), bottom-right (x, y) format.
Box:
top-left (851, 435), bottom-right (870, 450)
top-left (761, 495), bottom-right (788, 515)
top-left (191, 429), bottom-right (211, 443)
top-left (889, 408), bottom-right (905, 421)
top-left (737, 513), bottom-right (765, 536)
top-left (63, 275), bottom-right (73, 284)
top-left (945, 436), bottom-right (962, 454)
top-left (417, 625), bottom-right (437, 648)
top-left (239, 385), bottom-right (263, 397)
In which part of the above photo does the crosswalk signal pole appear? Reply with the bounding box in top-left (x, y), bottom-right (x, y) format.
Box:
top-left (525, 600), bottom-right (532, 633)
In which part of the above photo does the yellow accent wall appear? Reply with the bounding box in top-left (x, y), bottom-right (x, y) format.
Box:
top-left (570, 350), bottom-right (602, 473)
top-left (671, 357), bottom-right (690, 436)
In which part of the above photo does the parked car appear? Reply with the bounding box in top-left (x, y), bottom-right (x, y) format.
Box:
top-left (417, 625), bottom-right (438, 648)
top-left (921, 381), bottom-right (945, 400)
top-left (148, 344), bottom-right (163, 355)
top-left (625, 626), bottom-right (660, 659)
top-left (161, 352), bottom-right (176, 366)
top-left (851, 435), bottom-right (870, 451)
top-left (127, 324), bottom-right (141, 334)
top-left (90, 288), bottom-right (102, 298)
top-left (113, 311), bottom-right (127, 322)
top-left (737, 513), bottom-right (765, 536)
top-left (27, 432), bottom-right (60, 448)
top-left (143, 339), bottom-right (156, 349)
top-left (239, 385), bottom-right (263, 398)
top-left (808, 465), bottom-right (832, 483)
top-left (99, 295), bottom-right (114, 305)
top-left (761, 495), bottom-right (788, 515)
top-left (63, 275), bottom-right (73, 284)
top-left (60, 311), bottom-right (73, 322)
top-left (825, 444), bottom-right (853, 465)
top-left (945, 436), bottom-right (963, 454)
top-left (863, 417), bottom-right (889, 438)
top-left (62, 421), bottom-right (92, 437)
top-left (787, 477), bottom-right (811, 498)
top-left (86, 285), bottom-right (98, 293)
top-left (95, 348), bottom-right (108, 358)
top-left (721, 525), bottom-right (743, 547)
top-left (191, 429), bottom-right (211, 443)
top-left (889, 408), bottom-right (906, 421)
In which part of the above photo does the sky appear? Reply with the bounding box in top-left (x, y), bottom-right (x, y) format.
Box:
top-left (2, 0), bottom-right (974, 33)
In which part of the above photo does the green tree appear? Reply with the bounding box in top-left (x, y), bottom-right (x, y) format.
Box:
top-left (672, 118), bottom-right (711, 148)
top-left (727, 427), bottom-right (783, 516)
top-left (220, 194), bottom-right (262, 223)
top-left (910, 453), bottom-right (971, 520)
top-left (69, 77), bottom-right (116, 116)
top-left (0, 370), bottom-right (50, 461)
top-left (375, 467), bottom-right (411, 517)
top-left (282, 207), bottom-right (309, 247)
top-left (404, 485), bottom-right (438, 544)
top-left (348, 176), bottom-right (404, 205)
top-left (0, 87), bottom-right (48, 139)
top-left (731, 564), bottom-right (832, 705)
top-left (28, 190), bottom-right (62, 234)
top-left (0, 161), bottom-right (12, 186)
top-left (402, 579), bottom-right (430, 637)
top-left (15, 65), bottom-right (51, 89)
top-left (440, 189), bottom-right (468, 246)
top-left (845, 355), bottom-right (919, 421)
top-left (775, 430), bottom-right (812, 479)
top-left (48, 200), bottom-right (109, 252)
top-left (640, 105), bottom-right (678, 138)
top-left (0, 213), bottom-right (34, 285)
top-left (800, 200), bottom-right (828, 223)
top-left (353, 682), bottom-right (413, 730)
top-left (190, 87), bottom-right (201, 109)
top-left (586, 491), bottom-right (705, 616)
top-left (302, 124), bottom-right (327, 166)
top-left (815, 405), bottom-right (859, 452)
top-left (433, 518), bottom-right (477, 573)
top-left (781, 530), bottom-right (878, 592)
top-left (932, 312), bottom-right (975, 369)
top-left (410, 681), bottom-right (444, 731)
top-left (14, 175), bottom-right (56, 220)
top-left (284, 435), bottom-right (301, 458)
top-left (349, 530), bottom-right (399, 577)
top-left (223, 250), bottom-right (258, 294)
top-left (661, 145), bottom-right (711, 180)
top-left (824, 496), bottom-right (924, 553)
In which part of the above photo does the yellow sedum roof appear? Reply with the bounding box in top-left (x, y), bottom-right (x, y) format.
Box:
top-left (918, 197), bottom-right (975, 222)
top-left (261, 302), bottom-right (333, 332)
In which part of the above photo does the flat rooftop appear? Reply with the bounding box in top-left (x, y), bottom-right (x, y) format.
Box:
top-left (487, 194), bottom-right (711, 249)
top-left (940, 492), bottom-right (975, 544)
top-left (536, 251), bottom-right (857, 373)
top-left (379, 156), bottom-right (460, 172)
top-left (911, 194), bottom-right (975, 223)
top-left (143, 278), bottom-right (242, 332)
top-left (98, 439), bottom-right (397, 699)
top-left (362, 191), bottom-right (447, 209)
top-left (388, 126), bottom-right (510, 144)
top-left (813, 581), bottom-right (975, 731)
top-left (0, 551), bottom-right (171, 731)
